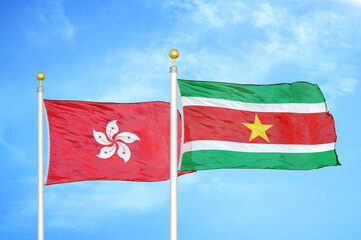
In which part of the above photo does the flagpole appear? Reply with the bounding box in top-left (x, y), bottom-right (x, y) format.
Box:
top-left (37, 72), bottom-right (45, 240)
top-left (169, 49), bottom-right (179, 240)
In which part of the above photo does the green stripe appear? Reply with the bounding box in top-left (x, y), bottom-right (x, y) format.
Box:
top-left (178, 79), bottom-right (326, 104)
top-left (180, 150), bottom-right (340, 171)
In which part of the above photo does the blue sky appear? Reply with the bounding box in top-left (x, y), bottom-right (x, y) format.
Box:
top-left (1, 0), bottom-right (361, 239)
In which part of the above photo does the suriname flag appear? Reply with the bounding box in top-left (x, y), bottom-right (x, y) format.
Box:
top-left (177, 79), bottom-right (340, 172)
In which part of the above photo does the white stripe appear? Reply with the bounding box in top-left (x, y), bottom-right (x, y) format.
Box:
top-left (183, 141), bottom-right (335, 153)
top-left (182, 97), bottom-right (327, 113)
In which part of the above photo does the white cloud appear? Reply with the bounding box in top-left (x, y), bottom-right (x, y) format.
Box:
top-left (248, 3), bottom-right (361, 104)
top-left (44, 181), bottom-right (168, 229)
top-left (165, 0), bottom-right (246, 28)
top-left (179, 49), bottom-right (269, 84)
top-left (320, 77), bottom-right (359, 108)
top-left (0, 127), bottom-right (26, 160)
top-left (44, 45), bottom-right (175, 103)
top-left (89, 48), bottom-right (172, 103)
top-left (29, 0), bottom-right (75, 43)
top-left (253, 2), bottom-right (284, 28)
top-left (5, 181), bottom-right (169, 230)
top-left (89, 0), bottom-right (361, 105)
top-left (49, 1), bottom-right (360, 109)
top-left (339, 78), bottom-right (359, 93)
top-left (178, 170), bottom-right (295, 224)
top-left (332, 0), bottom-right (361, 7)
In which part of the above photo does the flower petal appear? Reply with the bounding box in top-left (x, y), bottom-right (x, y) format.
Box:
top-left (117, 142), bottom-right (131, 163)
top-left (97, 144), bottom-right (116, 159)
top-left (93, 130), bottom-right (112, 145)
top-left (106, 120), bottom-right (119, 141)
top-left (115, 132), bottom-right (140, 143)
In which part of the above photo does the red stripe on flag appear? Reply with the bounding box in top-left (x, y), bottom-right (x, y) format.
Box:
top-left (183, 106), bottom-right (336, 145)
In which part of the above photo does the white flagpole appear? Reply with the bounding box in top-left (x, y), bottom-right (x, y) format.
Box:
top-left (37, 72), bottom-right (45, 240)
top-left (169, 49), bottom-right (179, 240)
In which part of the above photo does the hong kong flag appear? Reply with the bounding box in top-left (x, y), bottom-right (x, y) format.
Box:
top-left (44, 100), bottom-right (189, 185)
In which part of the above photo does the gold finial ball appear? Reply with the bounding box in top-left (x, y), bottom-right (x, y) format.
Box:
top-left (36, 72), bottom-right (45, 81)
top-left (169, 49), bottom-right (179, 60)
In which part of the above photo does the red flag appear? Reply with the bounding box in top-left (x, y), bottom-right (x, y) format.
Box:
top-left (44, 100), bottom-right (189, 185)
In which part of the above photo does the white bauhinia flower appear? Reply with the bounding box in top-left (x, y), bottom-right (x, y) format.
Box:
top-left (93, 120), bottom-right (140, 162)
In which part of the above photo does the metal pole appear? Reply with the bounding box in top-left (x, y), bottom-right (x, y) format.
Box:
top-left (169, 49), bottom-right (179, 240)
top-left (37, 72), bottom-right (45, 240)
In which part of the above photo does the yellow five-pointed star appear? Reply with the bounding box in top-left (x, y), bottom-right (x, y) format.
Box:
top-left (242, 114), bottom-right (273, 142)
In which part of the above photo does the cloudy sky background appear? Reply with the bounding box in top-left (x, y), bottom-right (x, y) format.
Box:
top-left (1, 0), bottom-right (361, 239)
